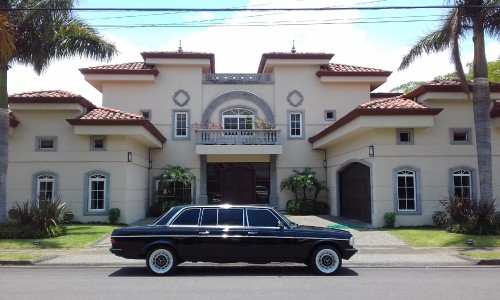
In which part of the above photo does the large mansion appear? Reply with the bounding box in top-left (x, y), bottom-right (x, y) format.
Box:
top-left (7, 49), bottom-right (500, 227)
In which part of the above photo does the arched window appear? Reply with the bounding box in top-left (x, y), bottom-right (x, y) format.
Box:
top-left (85, 172), bottom-right (109, 214)
top-left (222, 108), bottom-right (254, 130)
top-left (452, 169), bottom-right (472, 199)
top-left (36, 174), bottom-right (55, 201)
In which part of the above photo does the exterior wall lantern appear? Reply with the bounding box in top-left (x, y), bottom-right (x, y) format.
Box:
top-left (368, 145), bottom-right (374, 157)
top-left (127, 152), bottom-right (133, 162)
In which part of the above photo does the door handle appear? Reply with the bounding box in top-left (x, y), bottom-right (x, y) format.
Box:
top-left (248, 231), bottom-right (258, 236)
top-left (198, 231), bottom-right (209, 235)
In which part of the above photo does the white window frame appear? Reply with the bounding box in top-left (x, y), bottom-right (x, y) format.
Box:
top-left (450, 128), bottom-right (472, 145)
top-left (91, 136), bottom-right (106, 151)
top-left (36, 136), bottom-right (57, 151)
top-left (397, 128), bottom-right (414, 145)
top-left (222, 108), bottom-right (254, 130)
top-left (288, 110), bottom-right (304, 139)
top-left (451, 169), bottom-right (473, 200)
top-left (173, 110), bottom-right (190, 139)
top-left (324, 110), bottom-right (336, 121)
top-left (394, 167), bottom-right (420, 214)
top-left (84, 171), bottom-right (109, 215)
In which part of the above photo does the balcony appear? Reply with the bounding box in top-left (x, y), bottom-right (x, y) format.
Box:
top-left (195, 129), bottom-right (283, 155)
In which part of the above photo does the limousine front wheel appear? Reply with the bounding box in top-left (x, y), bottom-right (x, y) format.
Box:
top-left (310, 246), bottom-right (341, 275)
top-left (146, 247), bottom-right (177, 275)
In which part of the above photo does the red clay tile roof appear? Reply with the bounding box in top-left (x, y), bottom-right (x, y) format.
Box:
top-left (258, 52), bottom-right (334, 73)
top-left (141, 51), bottom-right (215, 73)
top-left (8, 90), bottom-right (96, 109)
top-left (359, 97), bottom-right (427, 109)
top-left (404, 78), bottom-right (500, 98)
top-left (79, 107), bottom-right (145, 120)
top-left (308, 96), bottom-right (442, 143)
top-left (316, 63), bottom-right (392, 77)
top-left (79, 62), bottom-right (159, 76)
top-left (67, 107), bottom-right (166, 143)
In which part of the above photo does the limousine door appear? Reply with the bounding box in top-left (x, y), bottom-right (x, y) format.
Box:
top-left (196, 208), bottom-right (246, 260)
top-left (245, 208), bottom-right (297, 261)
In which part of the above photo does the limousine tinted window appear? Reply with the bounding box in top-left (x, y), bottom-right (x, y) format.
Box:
top-left (247, 209), bottom-right (279, 227)
top-left (201, 208), bottom-right (217, 226)
top-left (218, 208), bottom-right (244, 226)
top-left (171, 208), bottom-right (200, 226)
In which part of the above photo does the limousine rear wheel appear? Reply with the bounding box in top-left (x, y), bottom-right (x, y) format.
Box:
top-left (146, 247), bottom-right (177, 275)
top-left (310, 246), bottom-right (341, 275)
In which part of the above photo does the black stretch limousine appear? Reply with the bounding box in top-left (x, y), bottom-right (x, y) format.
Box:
top-left (110, 205), bottom-right (357, 275)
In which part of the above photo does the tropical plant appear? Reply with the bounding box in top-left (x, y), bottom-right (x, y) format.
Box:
top-left (280, 168), bottom-right (326, 201)
top-left (108, 208), bottom-right (121, 224)
top-left (437, 190), bottom-right (498, 235)
top-left (160, 165), bottom-right (194, 202)
top-left (0, 0), bottom-right (117, 223)
top-left (384, 212), bottom-right (396, 228)
top-left (8, 196), bottom-right (70, 237)
top-left (398, 0), bottom-right (500, 205)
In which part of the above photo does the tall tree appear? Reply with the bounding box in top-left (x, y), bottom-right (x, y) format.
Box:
top-left (398, 0), bottom-right (500, 203)
top-left (0, 0), bottom-right (117, 222)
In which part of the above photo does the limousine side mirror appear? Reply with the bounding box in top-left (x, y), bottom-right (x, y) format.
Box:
top-left (278, 221), bottom-right (285, 229)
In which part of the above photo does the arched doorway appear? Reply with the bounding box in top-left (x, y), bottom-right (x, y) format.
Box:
top-left (338, 162), bottom-right (371, 223)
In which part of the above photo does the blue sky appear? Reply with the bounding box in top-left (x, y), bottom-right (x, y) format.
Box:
top-left (8, 0), bottom-right (499, 105)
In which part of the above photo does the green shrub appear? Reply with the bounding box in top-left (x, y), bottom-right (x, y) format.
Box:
top-left (384, 212), bottom-right (396, 228)
top-left (432, 211), bottom-right (449, 228)
top-left (108, 208), bottom-right (121, 224)
top-left (162, 200), bottom-right (187, 213)
top-left (63, 212), bottom-right (74, 223)
top-left (8, 196), bottom-right (70, 237)
top-left (439, 191), bottom-right (498, 235)
top-left (286, 199), bottom-right (330, 215)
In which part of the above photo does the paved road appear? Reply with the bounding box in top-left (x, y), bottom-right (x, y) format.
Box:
top-left (1, 266), bottom-right (499, 300)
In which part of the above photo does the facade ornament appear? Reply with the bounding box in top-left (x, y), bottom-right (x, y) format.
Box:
top-left (287, 90), bottom-right (304, 107)
top-left (173, 89), bottom-right (190, 107)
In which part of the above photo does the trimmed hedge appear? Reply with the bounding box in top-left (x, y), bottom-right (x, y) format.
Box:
top-left (286, 199), bottom-right (330, 215)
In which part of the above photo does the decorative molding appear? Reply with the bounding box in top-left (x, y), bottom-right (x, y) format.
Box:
top-left (287, 90), bottom-right (304, 107)
top-left (173, 89), bottom-right (190, 107)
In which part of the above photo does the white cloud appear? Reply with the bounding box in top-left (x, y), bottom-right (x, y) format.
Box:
top-left (7, 0), bottom-right (499, 105)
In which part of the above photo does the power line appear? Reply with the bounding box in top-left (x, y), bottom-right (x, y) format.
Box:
top-left (2, 5), bottom-right (498, 12)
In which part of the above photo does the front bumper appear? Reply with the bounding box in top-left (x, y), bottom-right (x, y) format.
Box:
top-left (342, 248), bottom-right (358, 260)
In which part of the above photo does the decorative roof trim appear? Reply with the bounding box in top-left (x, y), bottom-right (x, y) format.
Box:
top-left (8, 91), bottom-right (96, 110)
top-left (404, 80), bottom-right (500, 99)
top-left (140, 51), bottom-right (215, 73)
top-left (308, 107), bottom-right (443, 143)
top-left (66, 119), bottom-right (166, 143)
top-left (258, 52), bottom-right (334, 73)
top-left (316, 70), bottom-right (392, 77)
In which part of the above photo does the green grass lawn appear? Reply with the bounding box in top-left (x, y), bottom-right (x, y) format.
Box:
top-left (0, 253), bottom-right (46, 261)
top-left (385, 228), bottom-right (500, 247)
top-left (460, 251), bottom-right (500, 260)
top-left (0, 225), bottom-right (120, 249)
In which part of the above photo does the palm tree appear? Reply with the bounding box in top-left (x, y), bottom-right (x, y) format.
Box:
top-left (398, 0), bottom-right (499, 204)
top-left (0, 0), bottom-right (117, 222)
top-left (160, 165), bottom-right (194, 202)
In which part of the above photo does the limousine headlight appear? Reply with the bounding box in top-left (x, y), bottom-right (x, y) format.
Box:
top-left (349, 236), bottom-right (354, 247)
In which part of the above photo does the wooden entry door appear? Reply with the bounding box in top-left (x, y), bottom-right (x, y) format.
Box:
top-left (339, 162), bottom-right (371, 223)
top-left (222, 167), bottom-right (256, 204)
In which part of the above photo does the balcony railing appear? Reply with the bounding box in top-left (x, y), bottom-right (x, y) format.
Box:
top-left (196, 129), bottom-right (281, 145)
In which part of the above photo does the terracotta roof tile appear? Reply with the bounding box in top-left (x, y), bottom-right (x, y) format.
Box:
top-left (79, 62), bottom-right (159, 75)
top-left (8, 90), bottom-right (96, 109)
top-left (79, 107), bottom-right (145, 121)
top-left (9, 90), bottom-right (82, 98)
top-left (320, 63), bottom-right (389, 73)
top-left (308, 96), bottom-right (442, 143)
top-left (359, 96), bottom-right (427, 109)
top-left (404, 78), bottom-right (500, 98)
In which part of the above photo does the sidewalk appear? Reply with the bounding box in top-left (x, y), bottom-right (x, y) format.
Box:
top-left (1, 215), bottom-right (497, 267)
